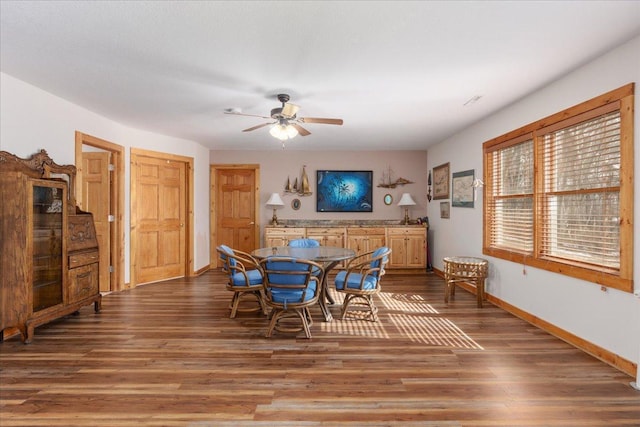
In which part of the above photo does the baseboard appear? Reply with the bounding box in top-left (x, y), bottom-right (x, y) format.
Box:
top-left (434, 268), bottom-right (636, 377)
top-left (194, 265), bottom-right (210, 276)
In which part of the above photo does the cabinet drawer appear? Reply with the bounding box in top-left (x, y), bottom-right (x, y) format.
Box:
top-left (69, 263), bottom-right (99, 301)
top-left (265, 227), bottom-right (306, 236)
top-left (347, 227), bottom-right (385, 236)
top-left (387, 227), bottom-right (426, 237)
top-left (69, 250), bottom-right (99, 268)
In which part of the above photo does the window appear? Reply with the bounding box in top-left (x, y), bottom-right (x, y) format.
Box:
top-left (483, 84), bottom-right (634, 292)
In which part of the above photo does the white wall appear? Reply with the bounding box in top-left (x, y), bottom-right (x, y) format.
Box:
top-left (210, 150), bottom-right (429, 243)
top-left (427, 36), bottom-right (640, 366)
top-left (0, 73), bottom-right (211, 281)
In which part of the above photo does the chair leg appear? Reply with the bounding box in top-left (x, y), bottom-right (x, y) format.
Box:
top-left (364, 295), bottom-right (379, 322)
top-left (229, 292), bottom-right (241, 318)
top-left (341, 293), bottom-right (379, 322)
top-left (340, 294), bottom-right (356, 320)
top-left (257, 289), bottom-right (268, 315)
top-left (297, 309), bottom-right (312, 339)
top-left (266, 308), bottom-right (281, 337)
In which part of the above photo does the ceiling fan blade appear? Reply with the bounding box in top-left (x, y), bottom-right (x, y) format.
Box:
top-left (291, 123), bottom-right (311, 136)
top-left (281, 102), bottom-right (300, 118)
top-left (299, 117), bottom-right (344, 125)
top-left (225, 111), bottom-right (272, 119)
top-left (242, 122), bottom-right (273, 132)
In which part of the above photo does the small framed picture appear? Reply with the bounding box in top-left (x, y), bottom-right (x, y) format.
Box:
top-left (291, 198), bottom-right (301, 210)
top-left (452, 169), bottom-right (474, 208)
top-left (440, 201), bottom-right (450, 219)
top-left (433, 162), bottom-right (450, 200)
top-left (383, 194), bottom-right (393, 205)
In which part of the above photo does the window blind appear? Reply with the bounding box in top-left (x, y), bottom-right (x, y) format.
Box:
top-left (487, 139), bottom-right (534, 253)
top-left (538, 111), bottom-right (621, 269)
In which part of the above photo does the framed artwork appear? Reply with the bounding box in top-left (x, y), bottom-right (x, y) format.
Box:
top-left (432, 162), bottom-right (450, 200)
top-left (440, 201), bottom-right (450, 219)
top-left (383, 194), bottom-right (393, 205)
top-left (452, 169), bottom-right (475, 208)
top-left (316, 170), bottom-right (373, 212)
top-left (291, 198), bottom-right (301, 210)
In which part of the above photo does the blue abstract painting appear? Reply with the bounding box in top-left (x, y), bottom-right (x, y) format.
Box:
top-left (316, 170), bottom-right (373, 212)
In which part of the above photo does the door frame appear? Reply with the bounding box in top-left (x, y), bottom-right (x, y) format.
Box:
top-left (210, 164), bottom-right (260, 268)
top-left (130, 148), bottom-right (194, 287)
top-left (74, 131), bottom-right (125, 292)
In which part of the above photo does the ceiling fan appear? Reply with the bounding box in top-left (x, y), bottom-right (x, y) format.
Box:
top-left (224, 93), bottom-right (343, 138)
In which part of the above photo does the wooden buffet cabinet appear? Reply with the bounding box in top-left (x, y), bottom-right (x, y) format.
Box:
top-left (0, 150), bottom-right (101, 343)
top-left (265, 223), bottom-right (427, 271)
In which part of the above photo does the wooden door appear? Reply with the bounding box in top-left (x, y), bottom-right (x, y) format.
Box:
top-left (132, 155), bottom-right (186, 284)
top-left (215, 168), bottom-right (257, 254)
top-left (82, 152), bottom-right (111, 292)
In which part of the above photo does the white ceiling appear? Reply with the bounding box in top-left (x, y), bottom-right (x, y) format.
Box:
top-left (2, 1), bottom-right (639, 151)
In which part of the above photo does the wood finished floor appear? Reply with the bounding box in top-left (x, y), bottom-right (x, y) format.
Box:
top-left (1, 270), bottom-right (638, 426)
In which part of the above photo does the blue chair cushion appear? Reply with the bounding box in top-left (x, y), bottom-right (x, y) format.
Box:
top-left (288, 239), bottom-right (320, 248)
top-left (264, 259), bottom-right (312, 285)
top-left (218, 244), bottom-right (237, 267)
top-left (369, 247), bottom-right (389, 277)
top-left (334, 271), bottom-right (378, 291)
top-left (231, 268), bottom-right (263, 286)
top-left (271, 282), bottom-right (318, 303)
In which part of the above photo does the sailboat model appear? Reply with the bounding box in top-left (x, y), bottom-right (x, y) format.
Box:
top-left (284, 177), bottom-right (293, 193)
top-left (298, 166), bottom-right (313, 197)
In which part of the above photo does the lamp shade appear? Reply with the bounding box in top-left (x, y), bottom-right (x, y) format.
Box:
top-left (397, 193), bottom-right (416, 206)
top-left (266, 192), bottom-right (285, 207)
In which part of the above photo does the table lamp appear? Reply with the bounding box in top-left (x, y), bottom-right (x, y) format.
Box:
top-left (397, 193), bottom-right (416, 225)
top-left (266, 193), bottom-right (285, 225)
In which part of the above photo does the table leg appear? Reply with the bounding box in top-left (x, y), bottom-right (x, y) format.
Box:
top-left (476, 278), bottom-right (484, 308)
top-left (319, 261), bottom-right (339, 322)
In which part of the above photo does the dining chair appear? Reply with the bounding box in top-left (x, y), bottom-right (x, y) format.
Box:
top-left (217, 245), bottom-right (268, 318)
top-left (334, 246), bottom-right (391, 322)
top-left (259, 256), bottom-right (324, 339)
top-left (288, 238), bottom-right (320, 248)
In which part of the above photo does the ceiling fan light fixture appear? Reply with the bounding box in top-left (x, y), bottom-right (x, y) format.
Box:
top-left (269, 122), bottom-right (298, 141)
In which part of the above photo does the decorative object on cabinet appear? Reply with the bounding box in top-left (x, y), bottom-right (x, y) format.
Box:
top-left (383, 194), bottom-right (393, 205)
top-left (291, 198), bottom-right (301, 210)
top-left (440, 201), bottom-right (450, 219)
top-left (452, 169), bottom-right (475, 208)
top-left (432, 162), bottom-right (450, 200)
top-left (397, 193), bottom-right (416, 225)
top-left (427, 170), bottom-right (432, 202)
top-left (266, 193), bottom-right (285, 225)
top-left (0, 150), bottom-right (101, 343)
top-left (316, 170), bottom-right (373, 212)
top-left (377, 166), bottom-right (414, 188)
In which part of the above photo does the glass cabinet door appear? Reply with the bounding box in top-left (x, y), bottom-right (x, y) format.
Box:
top-left (32, 183), bottom-right (64, 312)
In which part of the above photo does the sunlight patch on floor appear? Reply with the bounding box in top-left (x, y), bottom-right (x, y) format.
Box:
top-left (389, 314), bottom-right (484, 349)
top-left (378, 291), bottom-right (439, 314)
top-left (319, 318), bottom-right (390, 338)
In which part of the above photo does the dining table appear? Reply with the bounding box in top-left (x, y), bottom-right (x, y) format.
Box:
top-left (251, 245), bottom-right (356, 321)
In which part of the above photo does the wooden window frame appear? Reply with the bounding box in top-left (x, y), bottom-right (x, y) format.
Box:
top-left (483, 83), bottom-right (634, 292)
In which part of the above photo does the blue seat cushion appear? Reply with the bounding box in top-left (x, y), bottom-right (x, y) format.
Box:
top-left (231, 268), bottom-right (263, 286)
top-left (288, 239), bottom-right (320, 248)
top-left (334, 271), bottom-right (378, 291)
top-left (218, 244), bottom-right (237, 267)
top-left (270, 282), bottom-right (318, 303)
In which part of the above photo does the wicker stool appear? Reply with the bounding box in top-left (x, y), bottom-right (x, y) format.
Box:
top-left (443, 256), bottom-right (489, 308)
